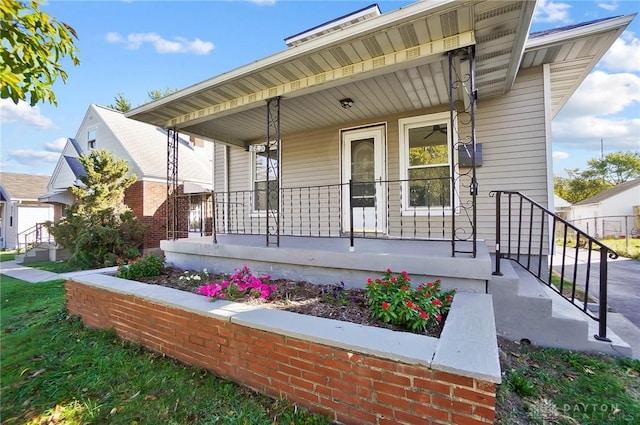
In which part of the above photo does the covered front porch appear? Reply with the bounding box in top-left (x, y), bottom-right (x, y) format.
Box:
top-left (161, 234), bottom-right (492, 292)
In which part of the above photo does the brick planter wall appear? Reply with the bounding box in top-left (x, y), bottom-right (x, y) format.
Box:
top-left (65, 276), bottom-right (500, 425)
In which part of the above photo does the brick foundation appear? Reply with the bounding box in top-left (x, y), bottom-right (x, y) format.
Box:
top-left (65, 279), bottom-right (498, 424)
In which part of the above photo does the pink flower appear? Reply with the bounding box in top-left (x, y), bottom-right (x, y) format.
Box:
top-left (219, 293), bottom-right (226, 299)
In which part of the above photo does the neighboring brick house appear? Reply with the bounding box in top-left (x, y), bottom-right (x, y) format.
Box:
top-left (42, 104), bottom-right (213, 250)
top-left (0, 172), bottom-right (54, 250)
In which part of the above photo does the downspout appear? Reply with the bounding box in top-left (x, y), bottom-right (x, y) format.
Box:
top-left (543, 63), bottom-right (555, 259)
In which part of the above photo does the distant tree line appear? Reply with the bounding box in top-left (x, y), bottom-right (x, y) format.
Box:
top-left (554, 151), bottom-right (640, 204)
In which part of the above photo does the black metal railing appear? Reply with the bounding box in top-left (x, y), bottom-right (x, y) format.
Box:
top-left (16, 223), bottom-right (52, 253)
top-left (491, 190), bottom-right (618, 341)
top-left (209, 177), bottom-right (475, 251)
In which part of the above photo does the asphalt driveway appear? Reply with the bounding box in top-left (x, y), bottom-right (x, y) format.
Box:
top-left (552, 249), bottom-right (640, 328)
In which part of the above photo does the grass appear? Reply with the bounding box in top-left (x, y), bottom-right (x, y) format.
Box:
top-left (25, 260), bottom-right (77, 273)
top-left (598, 238), bottom-right (640, 260)
top-left (0, 251), bottom-right (16, 262)
top-left (558, 238), bottom-right (640, 260)
top-left (0, 277), bottom-right (331, 425)
top-left (496, 339), bottom-right (640, 424)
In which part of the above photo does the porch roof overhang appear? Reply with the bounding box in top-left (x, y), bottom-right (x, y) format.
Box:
top-left (521, 14), bottom-right (636, 119)
top-left (126, 0), bottom-right (537, 147)
top-left (38, 190), bottom-right (74, 205)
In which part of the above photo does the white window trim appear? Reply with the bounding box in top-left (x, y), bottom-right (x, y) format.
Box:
top-left (87, 127), bottom-right (97, 150)
top-left (249, 141), bottom-right (280, 217)
top-left (398, 112), bottom-right (457, 216)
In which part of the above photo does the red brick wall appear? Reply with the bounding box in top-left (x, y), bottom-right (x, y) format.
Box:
top-left (124, 181), bottom-right (167, 249)
top-left (65, 281), bottom-right (496, 425)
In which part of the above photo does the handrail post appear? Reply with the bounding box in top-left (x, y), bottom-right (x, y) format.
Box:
top-left (594, 248), bottom-right (611, 341)
top-left (211, 192), bottom-right (217, 244)
top-left (349, 179), bottom-right (354, 252)
top-left (492, 191), bottom-right (503, 276)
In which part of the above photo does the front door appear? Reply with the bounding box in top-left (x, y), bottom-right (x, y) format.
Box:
top-left (342, 126), bottom-right (386, 233)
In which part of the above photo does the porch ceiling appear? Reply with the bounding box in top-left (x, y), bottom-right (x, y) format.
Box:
top-left (127, 0), bottom-right (536, 147)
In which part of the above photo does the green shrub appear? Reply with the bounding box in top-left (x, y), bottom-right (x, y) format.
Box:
top-left (117, 254), bottom-right (164, 279)
top-left (365, 269), bottom-right (455, 333)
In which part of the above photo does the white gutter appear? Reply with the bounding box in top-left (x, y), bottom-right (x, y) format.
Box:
top-left (526, 14), bottom-right (636, 50)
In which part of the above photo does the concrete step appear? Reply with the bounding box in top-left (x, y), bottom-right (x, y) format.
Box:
top-left (488, 259), bottom-right (632, 357)
top-left (21, 249), bottom-right (50, 263)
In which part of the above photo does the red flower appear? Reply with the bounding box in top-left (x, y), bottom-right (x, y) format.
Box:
top-left (386, 268), bottom-right (392, 273)
top-left (427, 282), bottom-right (434, 288)
top-left (432, 299), bottom-right (442, 306)
top-left (436, 314), bottom-right (442, 322)
top-left (367, 278), bottom-right (374, 285)
top-left (391, 277), bottom-right (398, 283)
top-left (446, 295), bottom-right (453, 303)
top-left (400, 285), bottom-right (408, 291)
top-left (420, 311), bottom-right (428, 319)
top-left (381, 301), bottom-right (390, 310)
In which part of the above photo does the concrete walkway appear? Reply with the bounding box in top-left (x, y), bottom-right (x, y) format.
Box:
top-left (0, 260), bottom-right (117, 283)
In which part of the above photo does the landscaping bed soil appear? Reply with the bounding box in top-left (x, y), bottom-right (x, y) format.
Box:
top-left (132, 266), bottom-right (445, 338)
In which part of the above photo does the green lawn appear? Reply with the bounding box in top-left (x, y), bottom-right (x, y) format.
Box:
top-left (0, 251), bottom-right (16, 262)
top-left (25, 260), bottom-right (77, 273)
top-left (599, 238), bottom-right (640, 260)
top-left (496, 339), bottom-right (640, 424)
top-left (0, 277), bottom-right (331, 425)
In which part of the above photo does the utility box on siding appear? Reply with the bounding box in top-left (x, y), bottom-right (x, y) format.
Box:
top-left (458, 143), bottom-right (482, 167)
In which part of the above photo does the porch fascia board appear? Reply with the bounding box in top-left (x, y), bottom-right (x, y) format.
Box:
top-left (164, 31), bottom-right (476, 131)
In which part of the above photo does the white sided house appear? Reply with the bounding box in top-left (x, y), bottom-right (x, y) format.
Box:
top-left (0, 172), bottom-right (54, 251)
top-left (127, 1), bottom-right (636, 354)
top-left (568, 179), bottom-right (640, 239)
top-left (43, 104), bottom-right (215, 250)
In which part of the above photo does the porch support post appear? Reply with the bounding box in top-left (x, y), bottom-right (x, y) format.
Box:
top-left (448, 45), bottom-right (477, 258)
top-left (167, 128), bottom-right (179, 240)
top-left (266, 96), bottom-right (281, 247)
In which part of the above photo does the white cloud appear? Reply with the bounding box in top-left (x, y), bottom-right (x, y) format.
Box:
top-left (553, 116), bottom-right (640, 150)
top-left (0, 99), bottom-right (53, 129)
top-left (601, 32), bottom-right (640, 73)
top-left (597, 1), bottom-right (618, 11)
top-left (249, 0), bottom-right (276, 5)
top-left (106, 32), bottom-right (214, 55)
top-left (559, 71), bottom-right (640, 118)
top-left (534, 0), bottom-right (572, 24)
top-left (8, 149), bottom-right (60, 163)
top-left (45, 137), bottom-right (67, 152)
top-left (553, 151), bottom-right (569, 160)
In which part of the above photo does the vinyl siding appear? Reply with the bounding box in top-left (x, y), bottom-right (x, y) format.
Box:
top-left (217, 67), bottom-right (550, 251)
top-left (476, 66), bottom-right (549, 253)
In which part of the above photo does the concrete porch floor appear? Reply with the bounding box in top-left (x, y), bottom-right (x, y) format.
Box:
top-left (161, 234), bottom-right (492, 292)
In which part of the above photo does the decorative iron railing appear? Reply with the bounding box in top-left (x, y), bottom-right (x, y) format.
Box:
top-left (491, 190), bottom-right (617, 341)
top-left (16, 223), bottom-right (52, 253)
top-left (209, 177), bottom-right (476, 252)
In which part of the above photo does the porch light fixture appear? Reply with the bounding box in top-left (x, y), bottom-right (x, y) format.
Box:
top-left (339, 98), bottom-right (354, 109)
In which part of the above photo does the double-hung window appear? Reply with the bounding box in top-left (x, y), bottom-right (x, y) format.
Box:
top-left (399, 113), bottom-right (454, 213)
top-left (250, 141), bottom-right (279, 212)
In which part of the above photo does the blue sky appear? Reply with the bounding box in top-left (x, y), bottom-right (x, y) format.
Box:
top-left (1, 0), bottom-right (639, 177)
